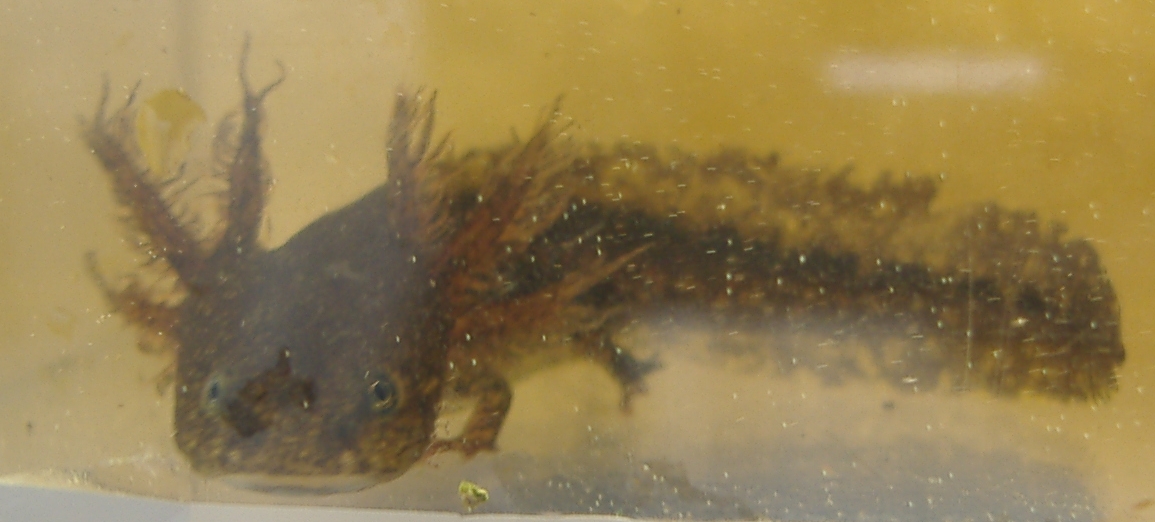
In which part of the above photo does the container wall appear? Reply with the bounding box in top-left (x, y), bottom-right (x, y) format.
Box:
top-left (1, 1), bottom-right (1153, 521)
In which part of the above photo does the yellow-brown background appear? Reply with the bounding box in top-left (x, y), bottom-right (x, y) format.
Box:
top-left (1, 1), bottom-right (1152, 519)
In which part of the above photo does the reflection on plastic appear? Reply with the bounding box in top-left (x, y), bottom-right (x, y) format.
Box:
top-left (826, 54), bottom-right (1043, 93)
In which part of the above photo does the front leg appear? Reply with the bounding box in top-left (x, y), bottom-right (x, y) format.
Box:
top-left (426, 366), bottom-right (512, 458)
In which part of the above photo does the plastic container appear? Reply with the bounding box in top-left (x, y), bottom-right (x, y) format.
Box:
top-left (2, 1), bottom-right (1152, 521)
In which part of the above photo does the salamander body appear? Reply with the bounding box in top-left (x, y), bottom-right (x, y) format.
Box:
top-left (84, 44), bottom-right (1124, 492)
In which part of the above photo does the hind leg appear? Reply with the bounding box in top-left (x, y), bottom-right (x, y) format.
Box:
top-left (573, 323), bottom-right (660, 411)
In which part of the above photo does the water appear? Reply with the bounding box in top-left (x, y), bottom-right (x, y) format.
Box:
top-left (1, 1), bottom-right (1153, 520)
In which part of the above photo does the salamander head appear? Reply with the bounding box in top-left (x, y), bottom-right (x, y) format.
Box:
top-left (170, 219), bottom-right (448, 493)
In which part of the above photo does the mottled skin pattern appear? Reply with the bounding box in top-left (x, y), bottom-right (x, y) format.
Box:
top-left (84, 44), bottom-right (1124, 491)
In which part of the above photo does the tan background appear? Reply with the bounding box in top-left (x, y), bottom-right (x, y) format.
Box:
top-left (1, 1), bottom-right (1153, 520)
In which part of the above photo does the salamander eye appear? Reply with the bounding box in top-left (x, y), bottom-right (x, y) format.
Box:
top-left (367, 373), bottom-right (400, 414)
